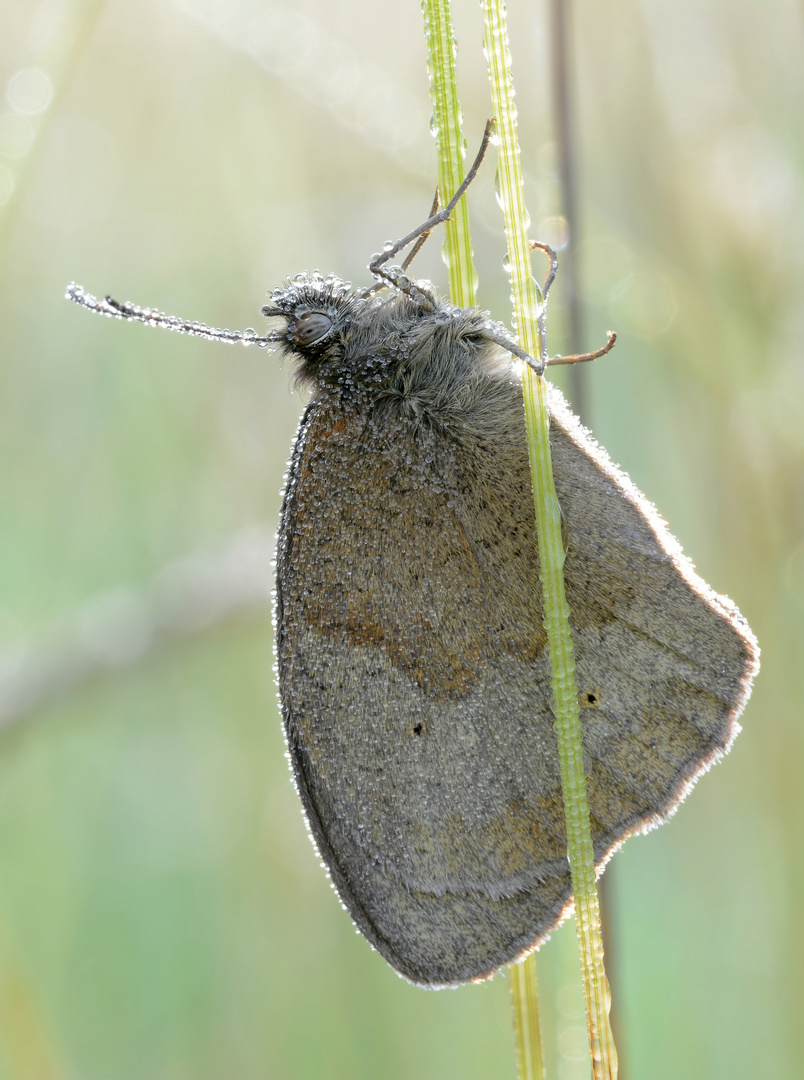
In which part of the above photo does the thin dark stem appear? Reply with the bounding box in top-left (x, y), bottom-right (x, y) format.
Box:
top-left (549, 0), bottom-right (586, 420)
top-left (549, 1), bottom-right (626, 1071)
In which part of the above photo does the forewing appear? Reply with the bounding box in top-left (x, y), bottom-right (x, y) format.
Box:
top-left (276, 384), bottom-right (757, 987)
top-left (276, 396), bottom-right (574, 985)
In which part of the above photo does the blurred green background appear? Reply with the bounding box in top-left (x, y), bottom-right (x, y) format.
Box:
top-left (0, 1), bottom-right (801, 1077)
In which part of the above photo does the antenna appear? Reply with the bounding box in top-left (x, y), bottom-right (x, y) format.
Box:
top-left (65, 283), bottom-right (281, 348)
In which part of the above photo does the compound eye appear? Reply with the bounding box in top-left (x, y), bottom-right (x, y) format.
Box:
top-left (291, 312), bottom-right (333, 347)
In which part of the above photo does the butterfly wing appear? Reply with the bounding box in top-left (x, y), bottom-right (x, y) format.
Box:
top-left (275, 381), bottom-right (757, 987)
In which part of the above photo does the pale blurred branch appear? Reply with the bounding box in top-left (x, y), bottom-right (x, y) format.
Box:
top-left (0, 529), bottom-right (273, 731)
top-left (170, 0), bottom-right (432, 174)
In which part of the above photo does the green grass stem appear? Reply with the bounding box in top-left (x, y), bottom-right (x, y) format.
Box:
top-left (480, 1), bottom-right (619, 1076)
top-left (421, 0), bottom-right (478, 306)
top-left (510, 954), bottom-right (547, 1080)
top-left (421, 3), bottom-right (548, 1075)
